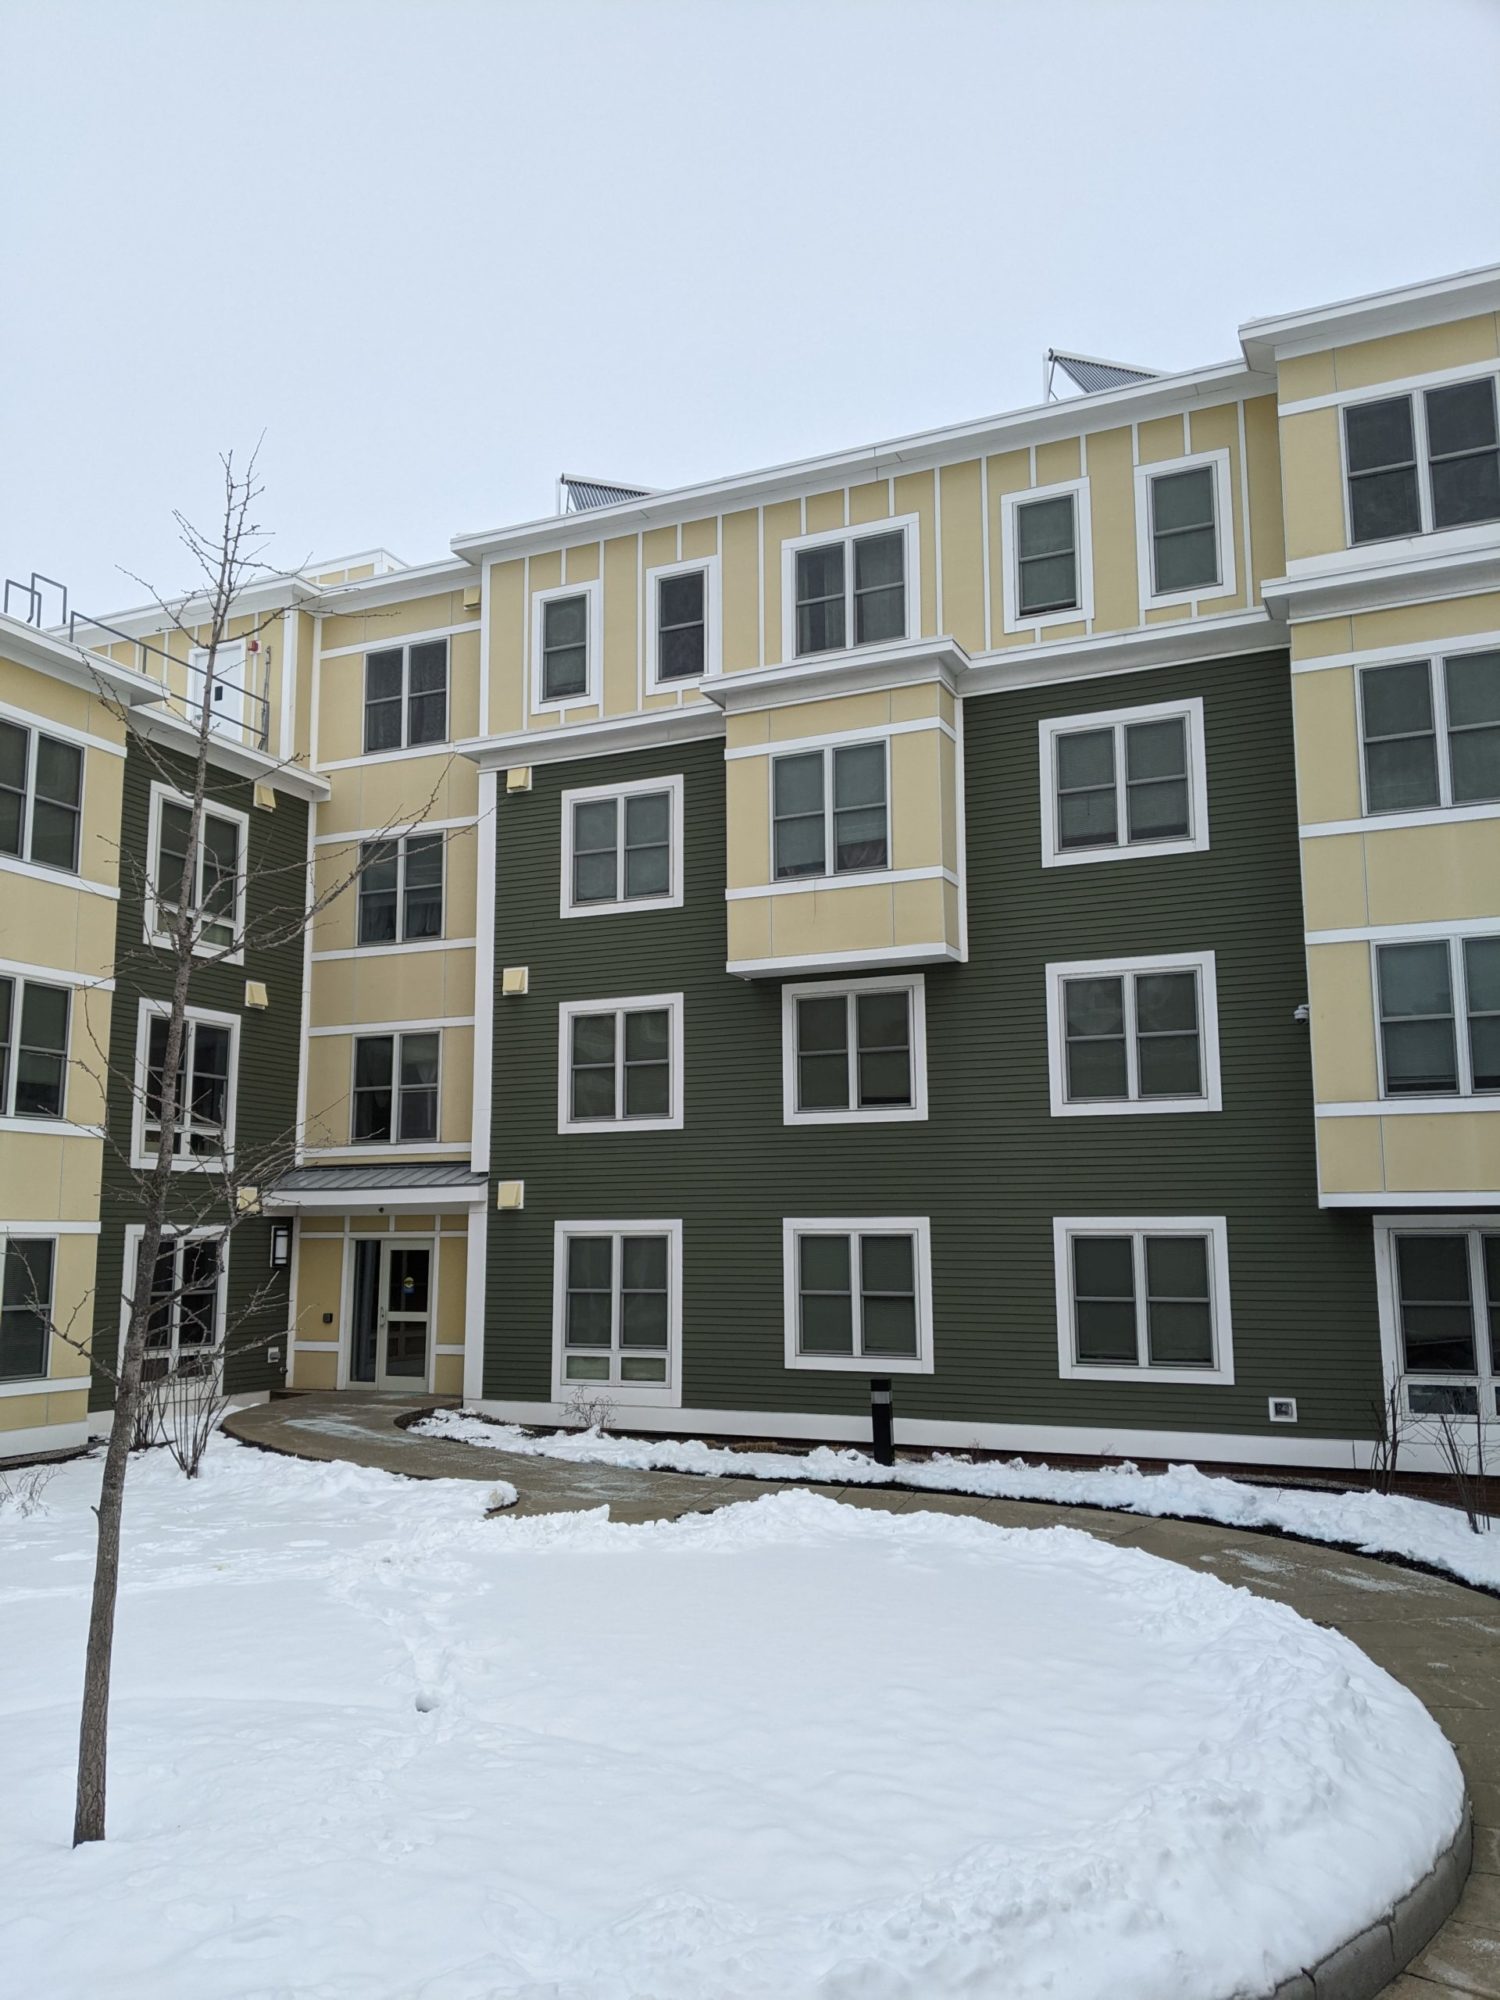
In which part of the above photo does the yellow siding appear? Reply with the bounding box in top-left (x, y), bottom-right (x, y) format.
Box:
top-left (318, 590), bottom-right (477, 656)
top-left (761, 500), bottom-right (801, 668)
top-left (1242, 395), bottom-right (1286, 598)
top-left (892, 471), bottom-right (937, 638)
top-left (1277, 352), bottom-right (1337, 402)
top-left (938, 460), bottom-right (985, 653)
top-left (1316, 1117), bottom-right (1384, 1194)
top-left (805, 490), bottom-right (845, 535)
top-left (1034, 436), bottom-right (1081, 486)
top-left (309, 948), bottom-right (476, 1030)
top-left (1292, 668), bottom-right (1361, 823)
top-left (1307, 941), bottom-right (1379, 1101)
top-left (721, 508), bottom-right (760, 672)
top-left (1349, 592), bottom-right (1500, 654)
top-left (1300, 833), bottom-right (1368, 932)
top-left (681, 517), bottom-right (718, 560)
top-left (1332, 314), bottom-right (1500, 391)
top-left (488, 560), bottom-right (526, 735)
top-left (602, 535), bottom-right (638, 716)
top-left (1363, 820), bottom-right (1500, 926)
top-left (1086, 425), bottom-right (1138, 633)
top-left (564, 543), bottom-right (599, 585)
top-left (848, 481), bottom-right (889, 525)
top-left (315, 757), bottom-right (478, 838)
top-left (1381, 1114), bottom-right (1500, 1193)
top-left (1279, 407), bottom-right (1346, 560)
top-left (1136, 414), bottom-right (1185, 465)
top-left (1188, 401), bottom-right (1247, 613)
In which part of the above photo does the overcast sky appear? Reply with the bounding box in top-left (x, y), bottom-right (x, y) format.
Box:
top-left (3, 0), bottom-right (1498, 614)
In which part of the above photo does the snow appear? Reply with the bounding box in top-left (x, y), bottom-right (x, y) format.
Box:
top-left (417, 1408), bottom-right (1500, 1595)
top-left (0, 1446), bottom-right (1464, 2000)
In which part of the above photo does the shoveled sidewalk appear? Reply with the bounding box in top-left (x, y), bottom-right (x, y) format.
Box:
top-left (225, 1389), bottom-right (1500, 1999)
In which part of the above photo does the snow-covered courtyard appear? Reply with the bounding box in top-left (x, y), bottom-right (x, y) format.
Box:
top-left (0, 1442), bottom-right (1465, 1999)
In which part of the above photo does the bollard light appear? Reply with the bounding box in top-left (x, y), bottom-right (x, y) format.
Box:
top-left (870, 1376), bottom-right (894, 1468)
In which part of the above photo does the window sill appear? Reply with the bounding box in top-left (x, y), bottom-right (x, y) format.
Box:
top-left (558, 1115), bottom-right (684, 1136)
top-left (784, 1351), bottom-right (934, 1375)
top-left (1042, 836), bottom-right (1207, 870)
top-left (562, 894), bottom-right (684, 921)
top-left (785, 1106), bottom-right (928, 1126)
top-left (1060, 1362), bottom-right (1234, 1386)
top-left (1050, 1096), bottom-right (1220, 1119)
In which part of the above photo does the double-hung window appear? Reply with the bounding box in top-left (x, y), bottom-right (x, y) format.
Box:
top-left (782, 976), bottom-right (927, 1123)
top-left (357, 833), bottom-right (444, 944)
top-left (0, 1235), bottom-right (54, 1381)
top-left (1055, 1217), bottom-right (1233, 1383)
top-left (558, 994), bottom-right (683, 1133)
top-left (534, 583), bottom-right (601, 708)
top-left (1387, 1226), bottom-right (1500, 1418)
top-left (137, 1231), bottom-right (224, 1383)
top-left (783, 1218), bottom-right (933, 1373)
top-left (1345, 378), bottom-right (1500, 544)
top-left (0, 718), bottom-right (83, 873)
top-left (772, 742), bottom-right (888, 881)
top-left (647, 561), bottom-right (718, 686)
top-left (0, 976), bottom-right (69, 1120)
top-left (1040, 699), bottom-right (1207, 866)
top-left (147, 784), bottom-right (246, 957)
top-left (135, 1003), bottom-right (237, 1165)
top-left (561, 776), bottom-right (683, 916)
top-left (363, 641), bottom-right (448, 753)
top-left (1358, 652), bottom-right (1500, 814)
top-left (553, 1220), bottom-right (681, 1400)
top-left (791, 528), bottom-right (908, 658)
top-left (1047, 953), bottom-right (1220, 1115)
top-left (1376, 936), bottom-right (1500, 1099)
top-left (352, 1032), bottom-right (440, 1143)
top-left (1136, 453), bottom-right (1234, 605)
top-left (1003, 481), bottom-right (1091, 630)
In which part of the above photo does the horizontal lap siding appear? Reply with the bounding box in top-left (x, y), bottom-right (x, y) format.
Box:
top-left (487, 653), bottom-right (1380, 1440)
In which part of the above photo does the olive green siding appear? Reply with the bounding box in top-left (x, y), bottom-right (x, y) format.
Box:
top-left (486, 652), bottom-right (1381, 1441)
top-left (89, 742), bottom-right (308, 1408)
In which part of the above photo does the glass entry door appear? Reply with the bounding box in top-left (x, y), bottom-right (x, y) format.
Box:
top-left (349, 1237), bottom-right (432, 1389)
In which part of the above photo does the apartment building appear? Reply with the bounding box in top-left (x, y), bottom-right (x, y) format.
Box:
top-left (3, 260), bottom-right (1497, 1471)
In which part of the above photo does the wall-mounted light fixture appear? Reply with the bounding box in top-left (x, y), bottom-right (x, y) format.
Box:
top-left (270, 1223), bottom-right (292, 1268)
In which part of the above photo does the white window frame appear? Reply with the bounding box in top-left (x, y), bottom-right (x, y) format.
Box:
top-left (1355, 648), bottom-right (1500, 818)
top-left (645, 555), bottom-right (722, 690)
top-left (780, 974), bottom-right (928, 1125)
top-left (131, 998), bottom-right (241, 1170)
top-left (349, 1028), bottom-right (444, 1146)
top-left (1372, 932), bottom-right (1500, 1104)
top-left (1038, 696), bottom-right (1209, 869)
top-left (1338, 370), bottom-right (1500, 549)
top-left (361, 637), bottom-right (450, 754)
top-left (782, 1217), bottom-right (934, 1375)
top-left (357, 831), bottom-right (447, 947)
top-left (1133, 450), bottom-right (1236, 611)
top-left (0, 1229), bottom-right (56, 1384)
top-left (1044, 951), bottom-right (1222, 1117)
top-left (0, 715), bottom-right (84, 875)
top-left (550, 1218), bottom-right (683, 1407)
top-left (1374, 1214), bottom-right (1500, 1427)
top-left (0, 973), bottom-right (70, 1122)
top-left (1053, 1216), bottom-right (1234, 1385)
top-left (1001, 477), bottom-right (1094, 635)
top-left (559, 773), bottom-right (685, 919)
top-left (118, 1222), bottom-right (229, 1382)
top-left (531, 578), bottom-right (603, 715)
top-left (144, 780), bottom-right (249, 965)
top-left (557, 992), bottom-right (685, 1134)
top-left (769, 737), bottom-right (891, 885)
top-left (779, 515), bottom-right (921, 663)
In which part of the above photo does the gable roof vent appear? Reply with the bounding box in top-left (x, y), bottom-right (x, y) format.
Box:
top-left (558, 472), bottom-right (654, 514)
top-left (1044, 351), bottom-right (1162, 400)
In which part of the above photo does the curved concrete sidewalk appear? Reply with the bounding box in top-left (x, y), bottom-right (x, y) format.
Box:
top-left (226, 1391), bottom-right (1500, 1999)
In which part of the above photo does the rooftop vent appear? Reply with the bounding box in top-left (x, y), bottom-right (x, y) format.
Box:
top-left (558, 472), bottom-right (654, 514)
top-left (1044, 351), bottom-right (1161, 400)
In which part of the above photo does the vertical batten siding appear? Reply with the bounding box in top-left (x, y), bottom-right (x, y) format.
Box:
top-left (90, 744), bottom-right (309, 1407)
top-left (486, 652), bottom-right (1380, 1442)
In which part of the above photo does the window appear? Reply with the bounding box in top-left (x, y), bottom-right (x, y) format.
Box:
top-left (772, 741), bottom-right (888, 881)
top-left (532, 582), bottom-right (601, 709)
top-left (1358, 652), bottom-right (1500, 814)
top-left (1388, 1226), bottom-right (1500, 1419)
top-left (1039, 698), bottom-right (1207, 867)
top-left (133, 1002), bottom-right (238, 1166)
top-left (1054, 1217), bottom-right (1234, 1383)
top-left (1017, 494), bottom-right (1078, 616)
top-left (1135, 452), bottom-right (1235, 607)
top-left (0, 976), bottom-right (69, 1120)
top-left (781, 520), bottom-right (917, 661)
top-left (560, 775), bottom-right (684, 917)
top-left (357, 834), bottom-right (444, 944)
top-left (0, 1236), bottom-right (54, 1382)
top-left (551, 1220), bottom-right (682, 1403)
top-left (782, 1218), bottom-right (934, 1374)
top-left (363, 641), bottom-right (448, 753)
top-left (557, 994), bottom-right (684, 1133)
top-left (135, 1232), bottom-right (225, 1383)
top-left (0, 718), bottom-right (83, 873)
top-left (647, 560), bottom-right (720, 687)
top-left (1046, 953), bottom-right (1221, 1115)
top-left (1376, 935), bottom-right (1500, 1099)
top-left (781, 975), bottom-right (928, 1124)
top-left (146, 783), bottom-right (247, 958)
top-left (352, 1032), bottom-right (440, 1143)
top-left (1344, 378), bottom-right (1500, 544)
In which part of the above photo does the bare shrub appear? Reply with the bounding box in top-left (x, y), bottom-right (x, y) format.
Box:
top-left (563, 1385), bottom-right (617, 1434)
top-left (0, 1464), bottom-right (57, 1518)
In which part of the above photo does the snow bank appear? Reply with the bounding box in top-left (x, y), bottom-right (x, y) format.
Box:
top-left (416, 1408), bottom-right (1500, 1593)
top-left (0, 1444), bottom-right (1464, 2000)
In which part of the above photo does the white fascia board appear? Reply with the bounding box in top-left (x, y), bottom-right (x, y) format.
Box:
top-left (960, 607), bottom-right (1284, 696)
top-left (1263, 545), bottom-right (1500, 622)
top-left (261, 1184), bottom-right (487, 1213)
top-left (449, 361), bottom-right (1266, 563)
top-left (126, 707), bottom-right (332, 802)
top-left (307, 558), bottom-right (477, 610)
top-left (0, 614), bottom-right (163, 707)
top-left (700, 637), bottom-right (970, 714)
top-left (1239, 261), bottom-right (1500, 369)
top-left (65, 574), bottom-right (319, 643)
top-left (457, 704), bottom-right (724, 772)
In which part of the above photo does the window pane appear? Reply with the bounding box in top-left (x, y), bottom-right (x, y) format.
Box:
top-left (1056, 728), bottom-right (1114, 790)
top-left (800, 1229), bottom-right (854, 1354)
top-left (1346, 396), bottom-right (1415, 473)
top-left (399, 1034), bottom-right (439, 1089)
top-left (1380, 939), bottom-right (1453, 1019)
top-left (402, 835), bottom-right (444, 939)
top-left (1364, 660), bottom-right (1433, 738)
top-left (623, 792), bottom-right (670, 900)
top-left (1366, 737), bottom-right (1441, 814)
top-left (833, 744), bottom-right (887, 872)
top-left (1432, 454), bottom-right (1500, 532)
top-left (32, 737), bottom-right (82, 869)
top-left (1349, 467), bottom-right (1423, 543)
top-left (0, 978), bottom-right (9, 1109)
top-left (354, 1037), bottom-right (393, 1089)
top-left (364, 651), bottom-right (404, 753)
top-left (860, 1233), bottom-right (913, 1295)
top-left (1017, 495), bottom-right (1075, 557)
top-left (574, 798), bottom-right (617, 851)
top-left (774, 751), bottom-right (823, 817)
top-left (573, 799), bottom-right (618, 903)
top-left (1152, 470), bottom-right (1219, 594)
top-left (659, 570), bottom-right (704, 629)
top-left (1064, 977), bottom-right (1127, 1099)
top-left (623, 1008), bottom-right (671, 1118)
top-left (1018, 552), bottom-right (1077, 616)
top-left (774, 814), bottom-right (825, 880)
top-left (408, 641), bottom-right (447, 693)
top-left (1072, 1235), bottom-right (1135, 1368)
top-left (862, 1296), bottom-right (917, 1355)
top-left (366, 650), bottom-right (403, 702)
top-left (856, 991), bottom-right (911, 1107)
top-left (1446, 653), bottom-right (1500, 805)
top-left (545, 596), bottom-right (587, 648)
top-left (795, 544), bottom-right (846, 656)
top-left (833, 806), bottom-right (887, 873)
top-left (1125, 718), bottom-right (1186, 783)
top-left (0, 721), bottom-right (26, 862)
top-left (1379, 942), bottom-right (1458, 1093)
top-left (833, 742), bottom-right (885, 809)
top-left (0, 1238), bottom-right (53, 1380)
top-left (1154, 527), bottom-right (1218, 595)
top-left (797, 995), bottom-right (849, 1111)
top-left (1485, 1237), bottom-right (1500, 1377)
top-left (853, 532), bottom-right (906, 645)
top-left (800, 1233), bottom-right (850, 1293)
top-left (1017, 497), bottom-right (1077, 615)
top-left (625, 791), bottom-right (669, 846)
top-left (1397, 1235), bottom-right (1476, 1372)
top-left (568, 1236), bottom-right (612, 1289)
top-left (1427, 379), bottom-right (1498, 459)
top-left (1055, 728), bottom-right (1116, 849)
top-left (657, 568), bottom-right (705, 681)
top-left (543, 597), bottom-right (589, 701)
top-left (1153, 466), bottom-right (1215, 533)
top-left (1466, 939), bottom-right (1500, 1091)
top-left (798, 994), bottom-right (848, 1051)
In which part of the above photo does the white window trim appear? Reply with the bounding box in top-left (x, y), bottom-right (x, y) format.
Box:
top-left (1374, 1214), bottom-right (1500, 1427)
top-left (781, 1216), bottom-right (934, 1375)
top-left (1044, 951), bottom-right (1222, 1117)
top-left (0, 715), bottom-right (83, 876)
top-left (1356, 646), bottom-right (1500, 820)
top-left (357, 831), bottom-right (447, 946)
top-left (130, 998), bottom-right (241, 1171)
top-left (559, 773), bottom-right (685, 919)
top-left (1038, 695), bottom-right (1209, 869)
top-left (349, 1028), bottom-right (444, 1146)
top-left (1053, 1215), bottom-right (1234, 1385)
top-left (186, 639), bottom-right (249, 740)
top-left (0, 1228), bottom-right (57, 1384)
top-left (531, 578), bottom-right (603, 715)
top-left (780, 974), bottom-right (929, 1125)
top-left (779, 515), bottom-right (921, 663)
top-left (557, 992), bottom-right (685, 1134)
top-left (1001, 478), bottom-right (1094, 636)
top-left (769, 736), bottom-right (891, 884)
top-left (117, 1223), bottom-right (229, 1382)
top-left (1372, 933), bottom-right (1499, 1105)
top-left (144, 780), bottom-right (249, 965)
top-left (362, 637), bottom-right (450, 754)
top-left (645, 554), bottom-right (722, 691)
top-left (1133, 450), bottom-right (1237, 612)
top-left (550, 1218), bottom-right (683, 1407)
top-left (1339, 369), bottom-right (1500, 549)
top-left (0, 972), bottom-right (70, 1122)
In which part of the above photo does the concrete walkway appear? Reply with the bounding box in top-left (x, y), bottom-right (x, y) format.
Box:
top-left (225, 1390), bottom-right (1500, 1998)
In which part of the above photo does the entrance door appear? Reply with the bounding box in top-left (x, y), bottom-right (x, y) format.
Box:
top-left (377, 1241), bottom-right (432, 1388)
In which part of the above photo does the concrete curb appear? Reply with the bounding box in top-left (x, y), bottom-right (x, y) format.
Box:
top-left (1259, 1798), bottom-right (1472, 1999)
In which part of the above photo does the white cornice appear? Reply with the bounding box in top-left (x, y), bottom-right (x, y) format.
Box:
top-left (126, 706), bottom-right (331, 801)
top-left (0, 614), bottom-right (164, 707)
top-left (64, 575), bottom-right (319, 644)
top-left (960, 608), bottom-right (1284, 696)
top-left (308, 558), bottom-right (475, 616)
top-left (457, 704), bottom-right (724, 772)
top-left (1263, 544), bottom-right (1500, 622)
top-left (701, 637), bottom-right (968, 714)
top-left (1240, 261), bottom-right (1500, 368)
